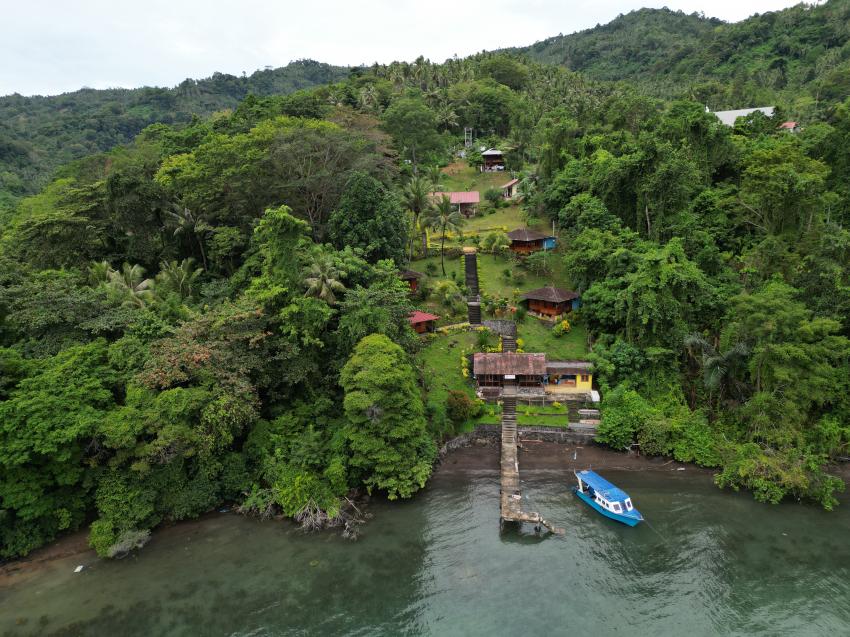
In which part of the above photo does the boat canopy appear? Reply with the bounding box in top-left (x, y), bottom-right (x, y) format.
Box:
top-left (576, 470), bottom-right (630, 503)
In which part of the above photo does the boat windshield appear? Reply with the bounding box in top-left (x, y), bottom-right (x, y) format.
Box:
top-left (624, 499), bottom-right (633, 511)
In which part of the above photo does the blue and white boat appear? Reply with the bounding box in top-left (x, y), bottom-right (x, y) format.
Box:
top-left (573, 470), bottom-right (644, 527)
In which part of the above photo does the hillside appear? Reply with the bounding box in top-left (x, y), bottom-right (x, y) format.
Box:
top-left (0, 59), bottom-right (349, 205)
top-left (517, 0), bottom-right (850, 108)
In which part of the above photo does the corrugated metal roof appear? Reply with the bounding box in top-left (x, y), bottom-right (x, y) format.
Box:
top-left (712, 106), bottom-right (775, 126)
top-left (546, 360), bottom-right (593, 373)
top-left (473, 352), bottom-right (546, 376)
top-left (408, 311), bottom-right (440, 324)
top-left (507, 228), bottom-right (552, 242)
top-left (501, 178), bottom-right (519, 188)
top-left (431, 191), bottom-right (480, 205)
top-left (481, 148), bottom-right (503, 156)
top-left (521, 286), bottom-right (578, 303)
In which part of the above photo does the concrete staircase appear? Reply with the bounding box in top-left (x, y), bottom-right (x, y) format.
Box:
top-left (501, 385), bottom-right (517, 444)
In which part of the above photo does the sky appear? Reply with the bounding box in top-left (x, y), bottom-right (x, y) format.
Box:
top-left (1, 0), bottom-right (806, 97)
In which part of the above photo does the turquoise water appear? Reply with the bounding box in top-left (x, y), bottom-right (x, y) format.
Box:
top-left (2, 463), bottom-right (849, 636)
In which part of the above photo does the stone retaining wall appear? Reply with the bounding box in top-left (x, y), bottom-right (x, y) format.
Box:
top-left (438, 425), bottom-right (595, 458)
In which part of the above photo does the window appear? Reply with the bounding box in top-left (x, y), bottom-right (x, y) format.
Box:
top-left (624, 499), bottom-right (633, 511)
top-left (581, 374), bottom-right (589, 382)
top-left (612, 503), bottom-right (622, 513)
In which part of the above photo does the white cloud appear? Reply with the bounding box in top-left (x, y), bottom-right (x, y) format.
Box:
top-left (1, 0), bottom-right (803, 96)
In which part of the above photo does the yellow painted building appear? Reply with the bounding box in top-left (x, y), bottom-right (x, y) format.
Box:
top-left (545, 361), bottom-right (593, 394)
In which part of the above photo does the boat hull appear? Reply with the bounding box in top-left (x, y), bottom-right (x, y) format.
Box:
top-left (573, 488), bottom-right (642, 527)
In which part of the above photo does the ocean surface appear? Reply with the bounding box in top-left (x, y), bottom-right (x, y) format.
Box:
top-left (2, 464), bottom-right (849, 636)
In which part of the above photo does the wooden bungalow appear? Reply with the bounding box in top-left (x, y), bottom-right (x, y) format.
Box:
top-left (501, 178), bottom-right (519, 200)
top-left (472, 352), bottom-right (593, 399)
top-left (472, 352), bottom-right (546, 391)
top-left (520, 286), bottom-right (580, 318)
top-left (481, 148), bottom-right (505, 172)
top-left (399, 269), bottom-right (424, 292)
top-left (408, 310), bottom-right (440, 334)
top-left (430, 191), bottom-right (480, 217)
top-left (507, 228), bottom-right (556, 254)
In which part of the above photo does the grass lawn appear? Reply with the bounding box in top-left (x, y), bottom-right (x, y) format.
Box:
top-left (518, 317), bottom-right (588, 359)
top-left (412, 251), bottom-right (573, 302)
top-left (411, 253), bottom-right (559, 302)
top-left (439, 161), bottom-right (512, 193)
top-left (417, 329), bottom-right (585, 433)
top-left (463, 205), bottom-right (525, 234)
top-left (417, 331), bottom-right (480, 408)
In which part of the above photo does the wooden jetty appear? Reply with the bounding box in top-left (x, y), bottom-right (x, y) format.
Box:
top-left (499, 379), bottom-right (564, 534)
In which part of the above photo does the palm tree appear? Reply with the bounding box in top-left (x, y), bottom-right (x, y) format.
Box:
top-left (303, 255), bottom-right (346, 304)
top-left (87, 260), bottom-right (111, 287)
top-left (156, 258), bottom-right (202, 300)
top-left (683, 333), bottom-right (750, 410)
top-left (403, 176), bottom-right (431, 261)
top-left (435, 104), bottom-right (459, 132)
top-left (108, 263), bottom-right (155, 308)
top-left (422, 195), bottom-right (464, 276)
top-left (166, 204), bottom-right (209, 271)
top-left (424, 165), bottom-right (444, 191)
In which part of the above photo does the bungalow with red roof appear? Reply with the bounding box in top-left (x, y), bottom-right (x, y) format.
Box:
top-left (408, 310), bottom-right (440, 334)
top-left (779, 121), bottom-right (800, 133)
top-left (430, 191), bottom-right (480, 217)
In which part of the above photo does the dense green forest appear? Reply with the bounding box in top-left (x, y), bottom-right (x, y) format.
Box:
top-left (516, 1), bottom-right (850, 109)
top-left (3, 0), bottom-right (850, 560)
top-left (0, 60), bottom-right (348, 209)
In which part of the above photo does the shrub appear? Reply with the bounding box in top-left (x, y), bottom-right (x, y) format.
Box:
top-left (447, 390), bottom-right (482, 424)
top-left (596, 386), bottom-right (656, 450)
top-left (552, 319), bottom-right (571, 337)
top-left (484, 232), bottom-right (510, 254)
top-left (484, 188), bottom-right (503, 206)
top-left (523, 250), bottom-right (552, 276)
top-left (424, 262), bottom-right (438, 276)
top-left (515, 306), bottom-right (527, 323)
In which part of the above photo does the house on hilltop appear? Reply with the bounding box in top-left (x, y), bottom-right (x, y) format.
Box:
top-left (481, 148), bottom-right (505, 172)
top-left (507, 228), bottom-right (556, 254)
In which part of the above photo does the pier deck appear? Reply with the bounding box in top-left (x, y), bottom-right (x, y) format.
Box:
top-left (499, 382), bottom-right (563, 534)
